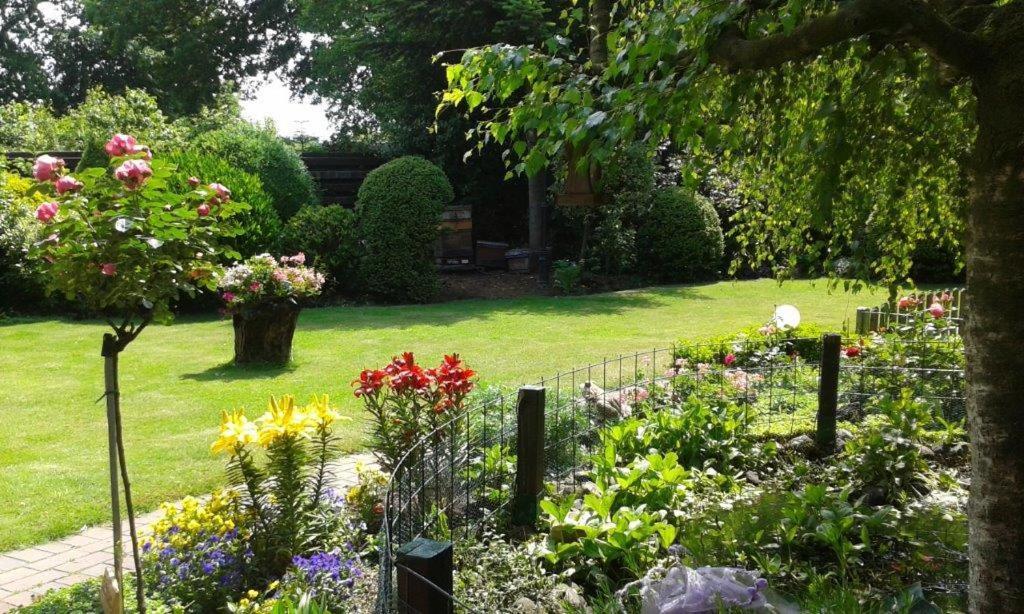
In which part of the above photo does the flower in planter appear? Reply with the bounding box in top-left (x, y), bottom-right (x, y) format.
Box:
top-left (217, 253), bottom-right (325, 313)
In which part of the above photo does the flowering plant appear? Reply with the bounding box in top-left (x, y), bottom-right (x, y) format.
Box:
top-left (278, 548), bottom-right (363, 605)
top-left (26, 134), bottom-right (245, 320)
top-left (345, 464), bottom-right (389, 532)
top-left (353, 353), bottom-right (476, 472)
top-left (218, 253), bottom-right (325, 312)
top-left (212, 395), bottom-right (348, 577)
top-left (142, 491), bottom-right (254, 610)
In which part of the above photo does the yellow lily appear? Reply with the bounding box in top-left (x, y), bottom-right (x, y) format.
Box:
top-left (211, 409), bottom-right (259, 455)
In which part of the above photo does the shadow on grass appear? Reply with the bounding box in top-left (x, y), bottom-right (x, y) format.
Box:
top-left (180, 360), bottom-right (298, 381)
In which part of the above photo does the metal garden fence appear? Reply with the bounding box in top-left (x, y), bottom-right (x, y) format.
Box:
top-left (855, 287), bottom-right (966, 335)
top-left (377, 332), bottom-right (966, 613)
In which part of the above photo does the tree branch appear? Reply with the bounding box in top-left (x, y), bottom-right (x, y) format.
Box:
top-left (709, 0), bottom-right (988, 75)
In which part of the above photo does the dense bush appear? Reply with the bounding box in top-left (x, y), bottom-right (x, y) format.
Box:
top-left (193, 124), bottom-right (318, 220)
top-left (0, 171), bottom-right (48, 312)
top-left (638, 188), bottom-right (724, 282)
top-left (589, 145), bottom-right (657, 275)
top-left (356, 156), bottom-right (452, 303)
top-left (281, 205), bottom-right (360, 296)
top-left (166, 151), bottom-right (283, 257)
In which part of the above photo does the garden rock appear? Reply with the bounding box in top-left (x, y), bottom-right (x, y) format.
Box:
top-left (579, 382), bottom-right (641, 422)
top-left (512, 597), bottom-right (542, 613)
top-left (785, 434), bottom-right (816, 453)
top-left (550, 583), bottom-right (588, 610)
top-left (744, 470), bottom-right (761, 485)
top-left (836, 428), bottom-right (854, 447)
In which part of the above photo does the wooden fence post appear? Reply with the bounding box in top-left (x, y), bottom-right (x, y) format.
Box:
top-left (816, 333), bottom-right (842, 454)
top-left (512, 385), bottom-right (546, 528)
top-left (855, 307), bottom-right (870, 335)
top-left (396, 538), bottom-right (453, 614)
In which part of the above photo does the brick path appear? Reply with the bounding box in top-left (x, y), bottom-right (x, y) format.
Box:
top-left (0, 452), bottom-right (376, 612)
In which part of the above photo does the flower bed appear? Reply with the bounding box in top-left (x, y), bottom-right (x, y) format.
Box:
top-left (377, 310), bottom-right (968, 612)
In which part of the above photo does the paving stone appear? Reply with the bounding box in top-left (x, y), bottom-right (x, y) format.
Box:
top-left (5, 548), bottom-right (50, 564)
top-left (3, 569), bottom-right (62, 593)
top-left (4, 590), bottom-right (37, 607)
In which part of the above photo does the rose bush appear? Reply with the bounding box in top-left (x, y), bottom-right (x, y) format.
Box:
top-left (26, 133), bottom-right (245, 320)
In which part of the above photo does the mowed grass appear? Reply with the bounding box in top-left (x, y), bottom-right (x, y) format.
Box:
top-left (0, 279), bottom-right (881, 550)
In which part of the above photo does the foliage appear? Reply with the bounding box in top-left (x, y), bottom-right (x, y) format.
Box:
top-left (0, 89), bottom-right (187, 153)
top-left (353, 352), bottom-right (476, 472)
top-left (344, 464), bottom-right (389, 532)
top-left (17, 576), bottom-right (178, 614)
top-left (637, 188), bottom-right (724, 283)
top-left (0, 170), bottom-right (49, 311)
top-left (166, 151), bottom-right (284, 257)
top-left (584, 144), bottom-right (658, 276)
top-left (142, 491), bottom-right (254, 610)
top-left (551, 259), bottom-right (582, 295)
top-left (281, 205), bottom-right (360, 297)
top-left (841, 393), bottom-right (933, 503)
top-left (356, 156), bottom-right (453, 303)
top-left (598, 395), bottom-right (763, 476)
top-left (218, 253), bottom-right (325, 313)
top-left (673, 321), bottom-right (831, 367)
top-left (439, 1), bottom-right (973, 289)
top-left (211, 395), bottom-right (347, 577)
top-left (455, 527), bottom-right (588, 612)
top-left (25, 135), bottom-right (245, 321)
top-left (193, 124), bottom-right (318, 220)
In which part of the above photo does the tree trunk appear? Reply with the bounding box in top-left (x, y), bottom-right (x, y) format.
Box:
top-left (964, 38), bottom-right (1024, 611)
top-left (588, 0), bottom-right (610, 69)
top-left (101, 336), bottom-right (123, 603)
top-left (233, 300), bottom-right (301, 365)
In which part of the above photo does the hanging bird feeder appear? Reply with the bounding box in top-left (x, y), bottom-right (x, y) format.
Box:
top-left (556, 143), bottom-right (604, 208)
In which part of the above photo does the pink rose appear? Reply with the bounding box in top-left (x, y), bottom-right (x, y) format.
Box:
top-left (114, 159), bottom-right (153, 189)
top-left (100, 263), bottom-right (117, 277)
top-left (222, 291), bottom-right (237, 303)
top-left (723, 353), bottom-right (736, 367)
top-left (249, 282), bottom-right (262, 292)
top-left (188, 176), bottom-right (201, 188)
top-left (208, 183), bottom-right (231, 202)
top-left (104, 134), bottom-right (138, 157)
top-left (33, 155), bottom-right (65, 182)
top-left (928, 302), bottom-right (945, 318)
top-left (55, 175), bottom-right (84, 195)
top-left (897, 296), bottom-right (918, 310)
top-left (197, 203), bottom-right (211, 217)
top-left (35, 202), bottom-right (60, 223)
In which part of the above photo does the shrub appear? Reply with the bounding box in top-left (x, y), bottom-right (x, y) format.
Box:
top-left (166, 151), bottom-right (284, 256)
top-left (281, 205), bottom-right (360, 296)
top-left (0, 171), bottom-right (49, 311)
top-left (552, 260), bottom-right (582, 295)
top-left (356, 156), bottom-right (452, 303)
top-left (588, 145), bottom-right (657, 275)
top-left (638, 188), bottom-right (724, 283)
top-left (193, 124), bottom-right (318, 220)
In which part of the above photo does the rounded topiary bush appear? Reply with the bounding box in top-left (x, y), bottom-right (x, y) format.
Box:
top-left (166, 151), bottom-right (283, 257)
top-left (357, 156), bottom-right (453, 303)
top-left (192, 124), bottom-right (317, 220)
top-left (282, 205), bottom-right (360, 297)
top-left (638, 188), bottom-right (724, 282)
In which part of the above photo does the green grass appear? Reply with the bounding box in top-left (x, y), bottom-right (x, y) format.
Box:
top-left (0, 279), bottom-right (881, 550)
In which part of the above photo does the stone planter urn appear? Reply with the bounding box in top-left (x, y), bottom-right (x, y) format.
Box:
top-left (232, 299), bottom-right (301, 365)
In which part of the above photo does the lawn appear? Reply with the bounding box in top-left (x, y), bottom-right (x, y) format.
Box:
top-left (0, 279), bottom-right (882, 550)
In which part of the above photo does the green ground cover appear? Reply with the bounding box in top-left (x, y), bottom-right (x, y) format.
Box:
top-left (0, 279), bottom-right (881, 550)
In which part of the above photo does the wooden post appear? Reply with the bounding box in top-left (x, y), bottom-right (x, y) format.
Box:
top-left (396, 538), bottom-right (453, 614)
top-left (101, 334), bottom-right (124, 603)
top-left (816, 333), bottom-right (842, 454)
top-left (855, 307), bottom-right (869, 335)
top-left (512, 385), bottom-right (546, 528)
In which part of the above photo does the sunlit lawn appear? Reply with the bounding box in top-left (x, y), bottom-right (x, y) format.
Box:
top-left (0, 278), bottom-right (882, 550)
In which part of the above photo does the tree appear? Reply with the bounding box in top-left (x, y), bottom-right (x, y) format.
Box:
top-left (441, 0), bottom-right (1024, 609)
top-left (27, 135), bottom-right (245, 612)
